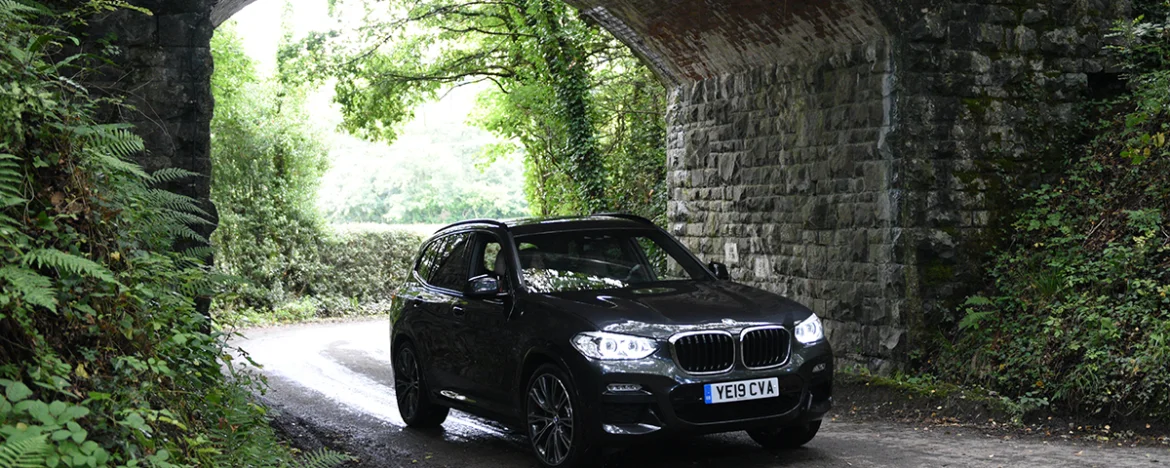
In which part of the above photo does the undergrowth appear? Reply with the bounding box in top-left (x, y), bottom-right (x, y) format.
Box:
top-left (0, 2), bottom-right (349, 466)
top-left (936, 8), bottom-right (1170, 422)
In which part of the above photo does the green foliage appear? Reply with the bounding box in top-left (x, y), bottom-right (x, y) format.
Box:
top-left (937, 11), bottom-right (1170, 421)
top-left (210, 23), bottom-right (331, 311)
top-left (317, 93), bottom-right (530, 225)
top-left (294, 449), bottom-right (353, 468)
top-left (0, 435), bottom-right (48, 468)
top-left (283, 0), bottom-right (666, 219)
top-left (0, 3), bottom-right (348, 467)
top-left (311, 227), bottom-right (426, 303)
top-left (215, 226), bottom-right (427, 324)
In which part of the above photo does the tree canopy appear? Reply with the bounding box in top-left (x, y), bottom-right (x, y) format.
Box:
top-left (282, 0), bottom-right (668, 219)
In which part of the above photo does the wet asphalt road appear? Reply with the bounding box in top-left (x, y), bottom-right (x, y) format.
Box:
top-left (234, 319), bottom-right (1168, 467)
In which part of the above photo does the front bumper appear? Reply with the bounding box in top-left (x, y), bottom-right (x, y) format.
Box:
top-left (570, 339), bottom-right (833, 443)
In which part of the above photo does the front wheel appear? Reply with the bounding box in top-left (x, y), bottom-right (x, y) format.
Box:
top-left (394, 343), bottom-right (449, 428)
top-left (525, 364), bottom-right (595, 468)
top-left (747, 420), bottom-right (821, 449)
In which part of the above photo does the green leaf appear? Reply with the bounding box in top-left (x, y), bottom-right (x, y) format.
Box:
top-left (23, 249), bottom-right (119, 286)
top-left (0, 266), bottom-right (56, 312)
top-left (4, 381), bottom-right (32, 403)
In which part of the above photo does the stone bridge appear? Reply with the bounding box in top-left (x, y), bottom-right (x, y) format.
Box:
top-left (90, 0), bottom-right (1126, 370)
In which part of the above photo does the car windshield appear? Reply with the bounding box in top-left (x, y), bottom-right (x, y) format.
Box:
top-left (513, 229), bottom-right (711, 294)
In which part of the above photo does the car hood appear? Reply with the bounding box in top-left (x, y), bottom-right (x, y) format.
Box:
top-left (532, 281), bottom-right (815, 340)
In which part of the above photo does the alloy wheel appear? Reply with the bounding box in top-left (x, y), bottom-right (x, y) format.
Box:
top-left (527, 373), bottom-right (574, 466)
top-left (395, 346), bottom-right (421, 421)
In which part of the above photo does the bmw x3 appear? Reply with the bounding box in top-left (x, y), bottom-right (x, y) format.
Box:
top-left (389, 214), bottom-right (833, 467)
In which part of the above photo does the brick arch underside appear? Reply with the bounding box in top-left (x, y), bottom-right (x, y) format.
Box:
top-left (567, 0), bottom-right (905, 368)
top-left (210, 0), bottom-right (261, 27)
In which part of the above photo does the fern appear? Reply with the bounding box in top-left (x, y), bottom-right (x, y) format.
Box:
top-left (0, 266), bottom-right (56, 312)
top-left (162, 222), bottom-right (209, 244)
top-left (147, 167), bottom-right (201, 186)
top-left (23, 249), bottom-right (119, 286)
top-left (90, 152), bottom-right (148, 179)
top-left (78, 124), bottom-right (148, 179)
top-left (0, 153), bottom-right (25, 208)
top-left (156, 210), bottom-right (215, 228)
top-left (180, 246), bottom-right (214, 260)
top-left (0, 0), bottom-right (39, 22)
top-left (294, 449), bottom-right (353, 468)
top-left (145, 189), bottom-right (210, 217)
top-left (0, 435), bottom-right (48, 468)
top-left (93, 126), bottom-right (144, 160)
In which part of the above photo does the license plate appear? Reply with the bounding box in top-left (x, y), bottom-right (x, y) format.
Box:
top-left (704, 377), bottom-right (780, 404)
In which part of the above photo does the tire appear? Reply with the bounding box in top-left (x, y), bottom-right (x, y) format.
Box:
top-left (394, 342), bottom-right (449, 428)
top-left (747, 420), bottom-right (821, 449)
top-left (524, 364), bottom-right (596, 468)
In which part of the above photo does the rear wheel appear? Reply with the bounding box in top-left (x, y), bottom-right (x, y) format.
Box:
top-left (747, 420), bottom-right (821, 449)
top-left (394, 343), bottom-right (449, 428)
top-left (525, 364), bottom-right (594, 467)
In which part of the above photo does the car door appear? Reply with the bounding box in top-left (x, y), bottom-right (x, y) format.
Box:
top-left (417, 232), bottom-right (473, 391)
top-left (455, 231), bottom-right (522, 415)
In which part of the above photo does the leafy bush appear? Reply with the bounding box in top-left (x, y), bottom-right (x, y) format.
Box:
top-left (937, 12), bottom-right (1170, 420)
top-left (210, 24), bottom-right (331, 311)
top-left (0, 2), bottom-right (345, 465)
top-left (311, 228), bottom-right (426, 304)
top-left (215, 226), bottom-right (426, 324)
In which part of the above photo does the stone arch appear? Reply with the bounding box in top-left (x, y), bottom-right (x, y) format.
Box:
top-left (88, 0), bottom-right (1125, 370)
top-left (210, 0), bottom-right (263, 27)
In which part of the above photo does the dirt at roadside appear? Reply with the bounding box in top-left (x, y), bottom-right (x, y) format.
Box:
top-left (831, 375), bottom-right (1170, 450)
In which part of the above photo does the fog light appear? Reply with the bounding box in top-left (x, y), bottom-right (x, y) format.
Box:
top-left (607, 383), bottom-right (643, 393)
top-left (812, 363), bottom-right (827, 373)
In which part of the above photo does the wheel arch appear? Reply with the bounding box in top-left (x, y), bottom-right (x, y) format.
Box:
top-left (515, 346), bottom-right (574, 407)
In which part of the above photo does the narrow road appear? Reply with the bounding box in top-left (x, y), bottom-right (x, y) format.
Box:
top-left (234, 320), bottom-right (1167, 467)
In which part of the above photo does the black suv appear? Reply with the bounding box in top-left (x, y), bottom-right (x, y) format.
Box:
top-left (389, 215), bottom-right (833, 467)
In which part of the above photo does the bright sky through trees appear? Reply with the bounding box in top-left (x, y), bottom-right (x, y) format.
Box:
top-left (225, 0), bottom-right (531, 223)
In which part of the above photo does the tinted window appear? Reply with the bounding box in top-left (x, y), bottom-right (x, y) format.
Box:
top-left (470, 232), bottom-right (505, 278)
top-left (429, 233), bottom-right (472, 290)
top-left (415, 238), bottom-right (446, 281)
top-left (513, 229), bottom-right (710, 293)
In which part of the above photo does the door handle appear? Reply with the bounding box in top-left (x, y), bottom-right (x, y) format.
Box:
top-left (452, 306), bottom-right (466, 317)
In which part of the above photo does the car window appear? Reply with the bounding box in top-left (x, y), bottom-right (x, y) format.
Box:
top-left (415, 238), bottom-right (446, 282)
top-left (482, 241), bottom-right (502, 276)
top-left (428, 233), bottom-right (472, 290)
top-left (514, 229), bottom-right (710, 293)
top-left (637, 236), bottom-right (690, 281)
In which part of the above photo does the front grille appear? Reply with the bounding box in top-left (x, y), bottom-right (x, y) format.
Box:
top-left (741, 327), bottom-right (791, 368)
top-left (672, 332), bottom-right (735, 374)
top-left (669, 375), bottom-right (804, 424)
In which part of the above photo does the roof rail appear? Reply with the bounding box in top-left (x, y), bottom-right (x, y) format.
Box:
top-left (592, 212), bottom-right (655, 225)
top-left (436, 219), bottom-right (508, 232)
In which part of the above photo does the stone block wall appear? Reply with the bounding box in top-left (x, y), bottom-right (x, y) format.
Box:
top-left (666, 40), bottom-right (906, 369)
top-left (893, 0), bottom-right (1128, 335)
top-left (663, 0), bottom-right (1127, 370)
top-left (84, 0), bottom-right (217, 236)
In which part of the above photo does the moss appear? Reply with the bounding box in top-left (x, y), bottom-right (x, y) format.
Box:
top-left (922, 262), bottom-right (955, 285)
top-left (962, 96), bottom-right (996, 121)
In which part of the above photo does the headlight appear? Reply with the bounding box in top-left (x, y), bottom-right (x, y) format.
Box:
top-left (794, 314), bottom-right (824, 344)
top-left (571, 332), bottom-right (658, 360)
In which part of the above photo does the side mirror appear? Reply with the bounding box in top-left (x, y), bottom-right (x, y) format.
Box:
top-left (709, 262), bottom-right (731, 281)
top-left (466, 274), bottom-right (505, 298)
